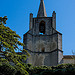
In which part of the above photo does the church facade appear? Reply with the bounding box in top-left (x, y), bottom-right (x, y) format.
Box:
top-left (23, 0), bottom-right (63, 66)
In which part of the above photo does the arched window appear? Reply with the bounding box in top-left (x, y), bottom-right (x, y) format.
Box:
top-left (42, 47), bottom-right (45, 52)
top-left (39, 21), bottom-right (45, 34)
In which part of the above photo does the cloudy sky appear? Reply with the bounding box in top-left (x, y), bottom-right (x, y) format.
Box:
top-left (0, 0), bottom-right (75, 55)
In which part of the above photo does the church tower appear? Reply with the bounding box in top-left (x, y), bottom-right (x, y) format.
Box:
top-left (23, 0), bottom-right (63, 66)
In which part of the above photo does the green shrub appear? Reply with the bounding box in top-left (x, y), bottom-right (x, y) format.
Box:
top-left (29, 64), bottom-right (75, 75)
top-left (0, 63), bottom-right (16, 75)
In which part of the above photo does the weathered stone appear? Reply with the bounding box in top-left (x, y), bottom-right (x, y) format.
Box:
top-left (23, 0), bottom-right (63, 66)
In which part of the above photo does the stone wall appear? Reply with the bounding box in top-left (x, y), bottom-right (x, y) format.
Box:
top-left (26, 49), bottom-right (63, 66)
top-left (33, 17), bottom-right (52, 35)
top-left (58, 50), bottom-right (63, 64)
top-left (63, 59), bottom-right (75, 64)
top-left (58, 33), bottom-right (62, 50)
top-left (23, 8), bottom-right (63, 66)
top-left (24, 33), bottom-right (59, 52)
top-left (27, 53), bottom-right (50, 66)
top-left (63, 55), bottom-right (75, 64)
top-left (26, 52), bottom-right (53, 66)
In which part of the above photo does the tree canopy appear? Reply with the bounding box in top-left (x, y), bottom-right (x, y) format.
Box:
top-left (0, 16), bottom-right (29, 75)
top-left (0, 16), bottom-right (24, 52)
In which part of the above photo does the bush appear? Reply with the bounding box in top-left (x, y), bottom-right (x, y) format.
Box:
top-left (29, 64), bottom-right (75, 75)
top-left (0, 61), bottom-right (75, 75)
top-left (0, 63), bottom-right (16, 75)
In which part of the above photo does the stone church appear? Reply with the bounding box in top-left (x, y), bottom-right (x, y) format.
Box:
top-left (23, 0), bottom-right (75, 66)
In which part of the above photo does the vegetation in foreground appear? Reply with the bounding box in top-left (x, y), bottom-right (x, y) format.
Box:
top-left (0, 61), bottom-right (75, 75)
top-left (0, 16), bottom-right (29, 75)
top-left (28, 64), bottom-right (75, 75)
top-left (0, 16), bottom-right (75, 75)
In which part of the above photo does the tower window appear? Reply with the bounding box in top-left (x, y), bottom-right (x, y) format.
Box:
top-left (42, 47), bottom-right (45, 52)
top-left (39, 21), bottom-right (45, 34)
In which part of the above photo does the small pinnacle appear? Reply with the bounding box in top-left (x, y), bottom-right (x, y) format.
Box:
top-left (41, 0), bottom-right (43, 1)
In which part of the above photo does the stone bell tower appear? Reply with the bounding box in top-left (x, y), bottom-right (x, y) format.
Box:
top-left (23, 0), bottom-right (63, 66)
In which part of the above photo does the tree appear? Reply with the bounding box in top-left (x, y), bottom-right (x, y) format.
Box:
top-left (0, 16), bottom-right (7, 51)
top-left (0, 16), bottom-right (29, 75)
top-left (0, 61), bottom-right (16, 75)
top-left (0, 16), bottom-right (24, 52)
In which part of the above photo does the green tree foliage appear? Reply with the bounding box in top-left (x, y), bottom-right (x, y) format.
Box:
top-left (0, 16), bottom-right (24, 52)
top-left (0, 61), bottom-right (16, 75)
top-left (29, 64), bottom-right (75, 75)
top-left (0, 16), bottom-right (29, 75)
top-left (0, 16), bottom-right (7, 24)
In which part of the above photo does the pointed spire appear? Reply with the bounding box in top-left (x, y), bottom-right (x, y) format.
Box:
top-left (37, 0), bottom-right (47, 17)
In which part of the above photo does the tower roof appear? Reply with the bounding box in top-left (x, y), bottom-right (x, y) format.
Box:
top-left (37, 0), bottom-right (47, 17)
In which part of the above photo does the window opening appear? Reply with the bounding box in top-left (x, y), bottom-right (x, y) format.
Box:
top-left (42, 47), bottom-right (45, 52)
top-left (39, 21), bottom-right (45, 34)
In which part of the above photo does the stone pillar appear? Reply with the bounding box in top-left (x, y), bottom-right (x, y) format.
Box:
top-left (29, 13), bottom-right (33, 30)
top-left (52, 11), bottom-right (56, 30)
top-left (58, 50), bottom-right (63, 64)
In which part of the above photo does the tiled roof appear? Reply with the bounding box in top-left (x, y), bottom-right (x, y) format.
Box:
top-left (63, 55), bottom-right (75, 59)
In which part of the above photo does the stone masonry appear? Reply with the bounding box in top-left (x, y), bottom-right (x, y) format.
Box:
top-left (23, 0), bottom-right (63, 66)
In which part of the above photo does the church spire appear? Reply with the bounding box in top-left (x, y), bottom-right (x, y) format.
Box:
top-left (37, 0), bottom-right (47, 17)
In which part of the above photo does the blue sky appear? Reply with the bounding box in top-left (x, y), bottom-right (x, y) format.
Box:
top-left (0, 0), bottom-right (75, 55)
